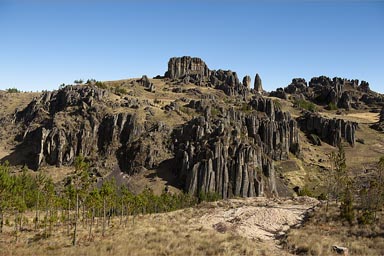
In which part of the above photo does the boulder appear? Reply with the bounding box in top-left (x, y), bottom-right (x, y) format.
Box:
top-left (332, 245), bottom-right (349, 256)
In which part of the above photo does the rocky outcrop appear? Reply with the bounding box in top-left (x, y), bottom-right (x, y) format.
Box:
top-left (174, 96), bottom-right (300, 198)
top-left (14, 85), bottom-right (174, 172)
top-left (271, 76), bottom-right (382, 110)
top-left (269, 88), bottom-right (287, 100)
top-left (370, 107), bottom-right (384, 132)
top-left (139, 75), bottom-right (155, 92)
top-left (165, 56), bottom-right (250, 98)
top-left (254, 74), bottom-right (263, 93)
top-left (282, 78), bottom-right (308, 96)
top-left (165, 56), bottom-right (210, 84)
top-left (243, 76), bottom-right (251, 89)
top-left (210, 70), bottom-right (248, 98)
top-left (297, 112), bottom-right (358, 147)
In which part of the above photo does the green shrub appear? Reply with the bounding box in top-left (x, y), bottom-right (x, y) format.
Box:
top-left (327, 102), bottom-right (338, 110)
top-left (211, 107), bottom-right (220, 117)
top-left (293, 99), bottom-right (317, 112)
top-left (240, 103), bottom-right (252, 113)
top-left (298, 187), bottom-right (314, 197)
top-left (357, 210), bottom-right (375, 225)
top-left (114, 87), bottom-right (127, 95)
top-left (6, 88), bottom-right (20, 93)
top-left (273, 99), bottom-right (282, 110)
top-left (95, 81), bottom-right (107, 89)
top-left (198, 191), bottom-right (221, 203)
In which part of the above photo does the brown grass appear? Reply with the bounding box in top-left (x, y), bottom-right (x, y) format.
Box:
top-left (285, 202), bottom-right (384, 256)
top-left (0, 197), bottom-right (322, 256)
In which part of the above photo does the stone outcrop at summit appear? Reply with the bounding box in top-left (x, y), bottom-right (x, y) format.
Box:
top-left (165, 56), bottom-right (250, 98)
top-left (270, 76), bottom-right (382, 110)
top-left (165, 56), bottom-right (210, 84)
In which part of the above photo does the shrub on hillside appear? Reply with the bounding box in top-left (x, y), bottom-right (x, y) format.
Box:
top-left (293, 99), bottom-right (317, 112)
top-left (6, 88), bottom-right (20, 93)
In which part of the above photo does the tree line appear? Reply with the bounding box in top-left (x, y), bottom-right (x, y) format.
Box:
top-left (0, 156), bottom-right (219, 245)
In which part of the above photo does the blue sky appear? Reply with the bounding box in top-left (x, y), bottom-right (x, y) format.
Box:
top-left (0, 1), bottom-right (383, 92)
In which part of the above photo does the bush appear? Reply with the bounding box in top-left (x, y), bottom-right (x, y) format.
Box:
top-left (198, 191), bottom-right (221, 203)
top-left (293, 99), bottom-right (317, 112)
top-left (327, 102), bottom-right (338, 110)
top-left (317, 193), bottom-right (327, 200)
top-left (273, 99), bottom-right (282, 110)
top-left (357, 210), bottom-right (375, 225)
top-left (95, 81), bottom-right (107, 89)
top-left (6, 88), bottom-right (20, 93)
top-left (297, 187), bottom-right (314, 197)
top-left (240, 103), bottom-right (252, 113)
top-left (114, 87), bottom-right (127, 95)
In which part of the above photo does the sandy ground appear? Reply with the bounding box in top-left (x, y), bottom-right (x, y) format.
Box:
top-left (198, 196), bottom-right (319, 241)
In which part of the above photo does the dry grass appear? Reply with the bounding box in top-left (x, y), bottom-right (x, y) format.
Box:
top-left (285, 203), bottom-right (384, 256)
top-left (0, 197), bottom-right (321, 256)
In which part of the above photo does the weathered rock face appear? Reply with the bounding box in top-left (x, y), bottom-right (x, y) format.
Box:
top-left (254, 74), bottom-right (263, 93)
top-left (14, 85), bottom-right (172, 172)
top-left (210, 70), bottom-right (248, 99)
top-left (174, 96), bottom-right (300, 198)
top-left (165, 56), bottom-right (210, 84)
top-left (297, 111), bottom-right (358, 147)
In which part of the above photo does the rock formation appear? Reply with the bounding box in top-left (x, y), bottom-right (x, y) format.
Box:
top-left (11, 56), bottom-right (374, 200)
top-left (270, 76), bottom-right (382, 110)
top-left (370, 107), bottom-right (384, 132)
top-left (14, 85), bottom-right (172, 172)
top-left (165, 56), bottom-right (250, 98)
top-left (254, 74), bottom-right (263, 93)
top-left (243, 76), bottom-right (251, 89)
top-left (12, 72), bottom-right (301, 199)
top-left (297, 111), bottom-right (357, 147)
top-left (174, 96), bottom-right (300, 198)
top-left (165, 56), bottom-right (210, 85)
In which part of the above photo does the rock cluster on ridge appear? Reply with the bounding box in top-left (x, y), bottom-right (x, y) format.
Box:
top-left (165, 56), bottom-right (250, 98)
top-left (270, 76), bottom-right (383, 110)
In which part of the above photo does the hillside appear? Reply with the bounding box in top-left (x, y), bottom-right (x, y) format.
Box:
top-left (1, 57), bottom-right (383, 196)
top-left (0, 56), bottom-right (384, 255)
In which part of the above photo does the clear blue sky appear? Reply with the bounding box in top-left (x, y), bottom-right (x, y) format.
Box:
top-left (0, 1), bottom-right (383, 92)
